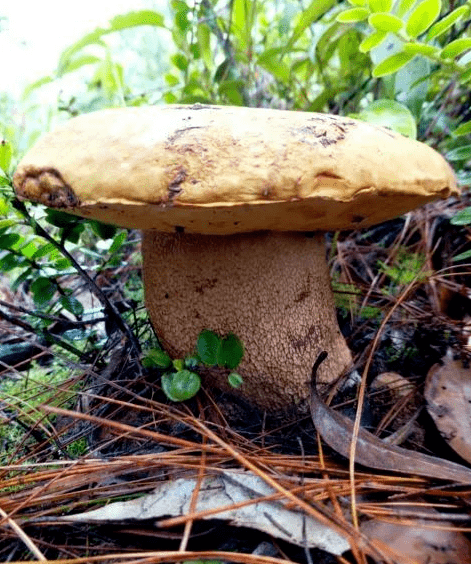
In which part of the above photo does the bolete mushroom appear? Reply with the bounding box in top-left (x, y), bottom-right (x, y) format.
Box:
top-left (13, 104), bottom-right (458, 410)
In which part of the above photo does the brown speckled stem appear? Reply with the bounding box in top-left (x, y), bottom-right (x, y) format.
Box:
top-left (142, 231), bottom-right (352, 411)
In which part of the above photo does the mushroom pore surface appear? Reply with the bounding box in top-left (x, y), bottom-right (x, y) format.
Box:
top-left (142, 230), bottom-right (352, 410)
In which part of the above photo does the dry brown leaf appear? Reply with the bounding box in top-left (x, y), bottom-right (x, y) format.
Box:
top-left (310, 353), bottom-right (471, 482)
top-left (362, 507), bottom-right (471, 564)
top-left (425, 354), bottom-right (471, 465)
top-left (56, 470), bottom-right (350, 556)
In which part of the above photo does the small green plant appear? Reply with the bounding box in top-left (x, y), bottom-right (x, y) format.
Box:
top-left (332, 279), bottom-right (382, 320)
top-left (142, 330), bottom-right (244, 402)
top-left (378, 250), bottom-right (432, 289)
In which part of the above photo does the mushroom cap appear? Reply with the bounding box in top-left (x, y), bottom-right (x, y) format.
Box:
top-left (13, 104), bottom-right (458, 234)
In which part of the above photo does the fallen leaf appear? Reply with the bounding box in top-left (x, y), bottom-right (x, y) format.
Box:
top-left (310, 352), bottom-right (471, 482)
top-left (362, 507), bottom-right (471, 564)
top-left (425, 353), bottom-right (471, 465)
top-left (58, 470), bottom-right (350, 556)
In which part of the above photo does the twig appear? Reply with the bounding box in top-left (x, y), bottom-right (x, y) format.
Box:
top-left (0, 506), bottom-right (46, 561)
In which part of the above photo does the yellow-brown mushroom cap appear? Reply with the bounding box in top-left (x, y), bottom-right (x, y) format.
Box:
top-left (13, 104), bottom-right (458, 233)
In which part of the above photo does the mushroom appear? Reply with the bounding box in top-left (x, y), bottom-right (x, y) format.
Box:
top-left (13, 104), bottom-right (458, 410)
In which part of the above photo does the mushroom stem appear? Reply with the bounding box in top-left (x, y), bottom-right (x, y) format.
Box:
top-left (142, 230), bottom-right (352, 410)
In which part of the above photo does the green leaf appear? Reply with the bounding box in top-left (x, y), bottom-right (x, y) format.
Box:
top-left (232, 0), bottom-right (250, 50)
top-left (461, 67), bottom-right (471, 83)
top-left (30, 277), bottom-right (56, 306)
top-left (58, 10), bottom-right (164, 72)
top-left (0, 141), bottom-right (12, 174)
top-left (0, 233), bottom-right (20, 249)
top-left (162, 370), bottom-right (201, 401)
top-left (440, 38), bottom-right (471, 59)
top-left (59, 54), bottom-right (101, 77)
top-left (453, 121), bottom-right (471, 137)
top-left (165, 73), bottom-right (180, 86)
top-left (32, 243), bottom-right (56, 260)
top-left (62, 224), bottom-right (85, 244)
top-left (402, 42), bottom-right (439, 56)
top-left (142, 349), bottom-right (172, 369)
top-left (171, 53), bottom-right (188, 71)
top-left (368, 0), bottom-right (393, 12)
top-left (22, 76), bottom-right (54, 98)
top-left (218, 80), bottom-right (245, 105)
top-left (258, 50), bottom-right (291, 83)
top-left (219, 333), bottom-right (244, 369)
top-left (359, 30), bottom-right (388, 52)
top-left (0, 198), bottom-right (10, 216)
top-left (452, 249), bottom-right (471, 262)
top-left (109, 10), bottom-right (164, 31)
top-left (45, 209), bottom-right (81, 228)
top-left (108, 231), bottom-right (127, 254)
top-left (196, 330), bottom-right (221, 366)
top-left (197, 23), bottom-right (212, 69)
top-left (426, 5), bottom-right (469, 40)
top-left (446, 145), bottom-right (471, 161)
top-left (0, 253), bottom-right (23, 272)
top-left (372, 51), bottom-right (415, 76)
top-left (59, 296), bottom-right (84, 316)
top-left (336, 7), bottom-right (370, 22)
top-left (405, 0), bottom-right (441, 38)
top-left (0, 176), bottom-right (10, 187)
top-left (396, 0), bottom-right (417, 18)
top-left (228, 372), bottom-right (243, 389)
top-left (368, 13), bottom-right (403, 32)
top-left (450, 207), bottom-right (471, 226)
top-left (90, 220), bottom-right (117, 240)
top-left (357, 99), bottom-right (417, 138)
top-left (289, 0), bottom-right (337, 47)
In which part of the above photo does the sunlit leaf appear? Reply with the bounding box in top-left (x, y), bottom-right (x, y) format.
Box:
top-left (0, 140), bottom-right (12, 174)
top-left (336, 7), bottom-right (370, 22)
top-left (357, 99), bottom-right (417, 138)
top-left (368, 13), bottom-right (403, 32)
top-left (426, 5), bottom-right (469, 40)
top-left (453, 121), bottom-right (471, 137)
top-left (58, 55), bottom-right (101, 77)
top-left (402, 42), bottom-right (439, 56)
top-left (372, 51), bottom-right (415, 76)
top-left (405, 0), bottom-right (441, 38)
top-left (440, 38), bottom-right (471, 59)
top-left (360, 30), bottom-right (388, 52)
top-left (197, 23), bottom-right (212, 68)
top-left (22, 76), bottom-right (54, 99)
top-left (396, 0), bottom-right (417, 18)
top-left (368, 0), bottom-right (393, 12)
top-left (289, 0), bottom-right (337, 46)
top-left (58, 10), bottom-right (164, 72)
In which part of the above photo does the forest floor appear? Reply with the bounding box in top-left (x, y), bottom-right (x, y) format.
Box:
top-left (0, 196), bottom-right (471, 564)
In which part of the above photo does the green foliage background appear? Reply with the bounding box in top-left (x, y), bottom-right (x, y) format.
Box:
top-left (0, 0), bottom-right (470, 363)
